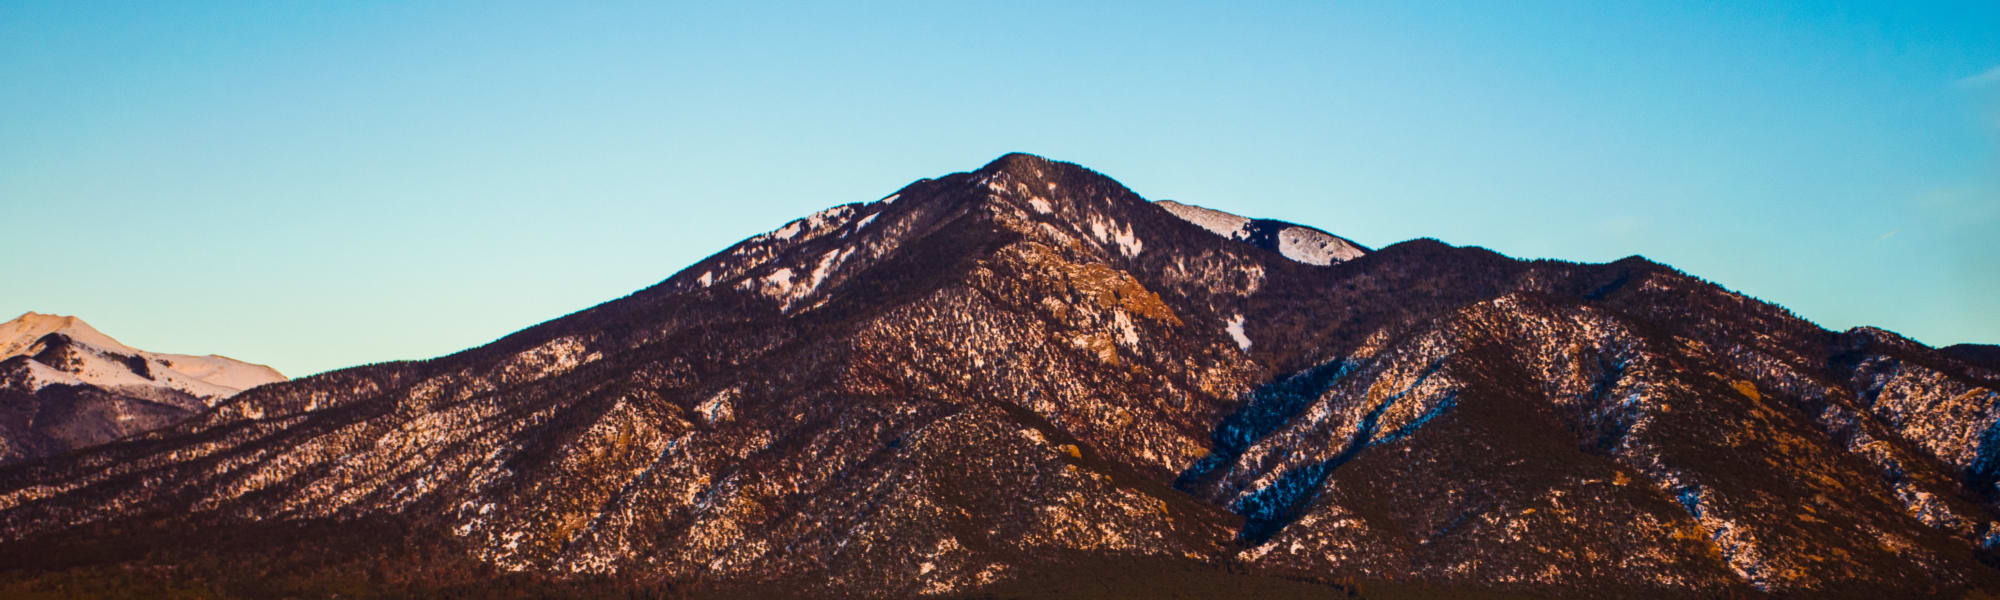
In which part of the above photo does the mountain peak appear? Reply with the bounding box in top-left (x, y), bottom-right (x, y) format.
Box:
top-left (0, 311), bottom-right (285, 399)
top-left (1, 311), bottom-right (135, 358)
top-left (10, 311), bottom-right (84, 331)
top-left (13, 310), bottom-right (76, 324)
top-left (969, 153), bottom-right (1128, 201)
top-left (976, 152), bottom-right (1063, 177)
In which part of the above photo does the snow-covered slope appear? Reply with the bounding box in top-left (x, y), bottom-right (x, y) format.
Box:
top-left (1155, 200), bottom-right (1367, 265)
top-left (0, 312), bottom-right (285, 401)
top-left (0, 312), bottom-right (138, 357)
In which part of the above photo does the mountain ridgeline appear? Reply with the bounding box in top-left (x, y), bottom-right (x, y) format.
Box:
top-left (1, 154), bottom-right (1997, 598)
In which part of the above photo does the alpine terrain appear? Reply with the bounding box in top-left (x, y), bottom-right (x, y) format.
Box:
top-left (1, 154), bottom-right (1997, 598)
top-left (0, 312), bottom-right (285, 464)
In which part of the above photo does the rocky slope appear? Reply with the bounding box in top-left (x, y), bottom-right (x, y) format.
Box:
top-left (0, 154), bottom-right (1995, 598)
top-left (0, 312), bottom-right (285, 463)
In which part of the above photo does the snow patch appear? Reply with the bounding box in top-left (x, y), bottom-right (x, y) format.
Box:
top-left (499, 336), bottom-right (598, 382)
top-left (1157, 200), bottom-right (1365, 266)
top-left (1276, 227), bottom-right (1367, 266)
top-left (805, 205), bottom-right (850, 227)
top-left (1087, 216), bottom-right (1143, 258)
top-left (774, 222), bottom-right (802, 240)
top-left (18, 360), bottom-right (84, 391)
top-left (1157, 200), bottom-right (1250, 238)
top-left (806, 249), bottom-right (851, 294)
top-left (754, 205), bottom-right (856, 246)
top-left (758, 268), bottom-right (797, 299)
top-left (1113, 311), bottom-right (1141, 347)
top-left (1029, 198), bottom-right (1053, 214)
top-left (1114, 228), bottom-right (1143, 257)
top-left (1226, 314), bottom-right (1252, 351)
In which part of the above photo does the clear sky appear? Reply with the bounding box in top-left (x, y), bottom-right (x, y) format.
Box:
top-left (2, 2), bottom-right (1996, 377)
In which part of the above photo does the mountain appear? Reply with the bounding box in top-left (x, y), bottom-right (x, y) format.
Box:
top-left (0, 312), bottom-right (285, 463)
top-left (0, 154), bottom-right (1996, 598)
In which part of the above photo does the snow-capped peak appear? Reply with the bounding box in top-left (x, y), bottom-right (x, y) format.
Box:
top-left (0, 311), bottom-right (286, 403)
top-left (0, 311), bottom-right (140, 358)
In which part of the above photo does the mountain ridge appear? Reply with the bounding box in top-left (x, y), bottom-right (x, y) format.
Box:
top-left (1, 153), bottom-right (1996, 597)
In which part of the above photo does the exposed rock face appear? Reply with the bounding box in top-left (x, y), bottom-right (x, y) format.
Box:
top-left (0, 154), bottom-right (1995, 597)
top-left (0, 312), bottom-right (285, 463)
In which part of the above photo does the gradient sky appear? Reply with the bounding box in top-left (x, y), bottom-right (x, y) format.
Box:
top-left (3, 2), bottom-right (1996, 377)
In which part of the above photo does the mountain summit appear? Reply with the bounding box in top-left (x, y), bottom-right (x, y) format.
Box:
top-left (0, 312), bottom-right (284, 463)
top-left (0, 154), bottom-right (1996, 597)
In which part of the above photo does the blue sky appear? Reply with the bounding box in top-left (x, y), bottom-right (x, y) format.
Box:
top-left (2, 2), bottom-right (1995, 377)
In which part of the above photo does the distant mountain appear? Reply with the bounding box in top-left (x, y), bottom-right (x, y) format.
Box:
top-left (0, 312), bottom-right (284, 462)
top-left (0, 155), bottom-right (1996, 598)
